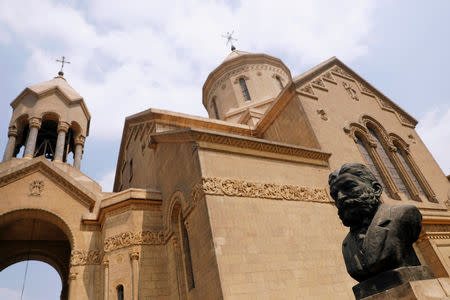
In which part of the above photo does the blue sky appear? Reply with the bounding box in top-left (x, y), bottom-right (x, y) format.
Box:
top-left (0, 0), bottom-right (449, 298)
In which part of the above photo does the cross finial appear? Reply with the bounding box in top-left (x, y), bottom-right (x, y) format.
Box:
top-left (222, 31), bottom-right (237, 51)
top-left (56, 56), bottom-right (71, 76)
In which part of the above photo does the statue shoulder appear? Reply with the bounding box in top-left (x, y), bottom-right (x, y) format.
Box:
top-left (391, 204), bottom-right (421, 220)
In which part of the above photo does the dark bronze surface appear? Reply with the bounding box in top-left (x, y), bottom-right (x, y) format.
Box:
top-left (329, 163), bottom-right (423, 297)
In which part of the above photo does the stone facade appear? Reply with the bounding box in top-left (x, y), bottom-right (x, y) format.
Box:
top-left (0, 51), bottom-right (449, 299)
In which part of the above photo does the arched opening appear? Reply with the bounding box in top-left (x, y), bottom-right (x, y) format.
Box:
top-left (116, 284), bottom-right (124, 300)
top-left (239, 77), bottom-right (251, 101)
top-left (0, 210), bottom-right (73, 300)
top-left (170, 201), bottom-right (195, 297)
top-left (0, 260), bottom-right (62, 299)
top-left (12, 115), bottom-right (29, 158)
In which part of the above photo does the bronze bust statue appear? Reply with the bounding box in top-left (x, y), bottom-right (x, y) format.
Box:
top-left (328, 163), bottom-right (422, 283)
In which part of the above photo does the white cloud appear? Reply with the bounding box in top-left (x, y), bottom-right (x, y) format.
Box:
top-left (0, 0), bottom-right (376, 140)
top-left (417, 106), bottom-right (450, 175)
top-left (98, 169), bottom-right (116, 192)
top-left (0, 287), bottom-right (20, 300)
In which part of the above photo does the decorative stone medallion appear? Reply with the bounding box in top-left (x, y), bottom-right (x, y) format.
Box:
top-left (29, 180), bottom-right (44, 196)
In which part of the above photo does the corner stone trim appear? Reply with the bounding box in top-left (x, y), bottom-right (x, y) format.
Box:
top-left (104, 231), bottom-right (166, 252)
top-left (70, 249), bottom-right (102, 266)
top-left (192, 177), bottom-right (332, 203)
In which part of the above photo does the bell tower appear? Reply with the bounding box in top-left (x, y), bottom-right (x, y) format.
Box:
top-left (202, 49), bottom-right (292, 126)
top-left (2, 72), bottom-right (90, 169)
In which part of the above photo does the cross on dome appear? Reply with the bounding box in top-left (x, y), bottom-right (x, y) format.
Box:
top-left (56, 56), bottom-right (71, 76)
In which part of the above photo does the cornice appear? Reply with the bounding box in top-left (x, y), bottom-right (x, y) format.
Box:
top-left (0, 157), bottom-right (96, 211)
top-left (150, 128), bottom-right (330, 166)
top-left (82, 188), bottom-right (162, 228)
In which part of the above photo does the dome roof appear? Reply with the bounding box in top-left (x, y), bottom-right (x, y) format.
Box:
top-left (222, 49), bottom-right (251, 62)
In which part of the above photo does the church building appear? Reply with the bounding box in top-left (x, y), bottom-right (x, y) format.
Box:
top-left (0, 49), bottom-right (449, 299)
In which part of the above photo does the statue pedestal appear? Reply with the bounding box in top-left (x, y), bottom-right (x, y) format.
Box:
top-left (362, 278), bottom-right (450, 299)
top-left (354, 266), bottom-right (435, 299)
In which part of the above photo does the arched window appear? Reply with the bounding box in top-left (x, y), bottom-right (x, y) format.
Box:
top-left (356, 136), bottom-right (391, 197)
top-left (368, 128), bottom-right (413, 200)
top-left (117, 284), bottom-right (124, 300)
top-left (239, 78), bottom-right (251, 101)
top-left (180, 220), bottom-right (195, 290)
top-left (275, 76), bottom-right (284, 90)
top-left (211, 97), bottom-right (220, 119)
top-left (348, 117), bottom-right (436, 203)
top-left (396, 148), bottom-right (426, 198)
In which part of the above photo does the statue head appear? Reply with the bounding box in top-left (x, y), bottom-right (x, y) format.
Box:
top-left (329, 163), bottom-right (382, 228)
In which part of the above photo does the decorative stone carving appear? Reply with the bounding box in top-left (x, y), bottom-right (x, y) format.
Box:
top-left (407, 134), bottom-right (417, 144)
top-left (28, 117), bottom-right (42, 129)
top-left (69, 272), bottom-right (78, 281)
top-left (342, 82), bottom-right (359, 101)
top-left (129, 249), bottom-right (140, 260)
top-left (102, 257), bottom-right (109, 267)
top-left (57, 121), bottom-right (70, 133)
top-left (74, 135), bottom-right (86, 146)
top-left (104, 230), bottom-right (165, 252)
top-left (29, 180), bottom-right (44, 196)
top-left (358, 82), bottom-right (373, 95)
top-left (7, 126), bottom-right (18, 137)
top-left (70, 249), bottom-right (102, 266)
top-left (191, 177), bottom-right (332, 204)
top-left (332, 66), bottom-right (353, 79)
top-left (312, 77), bottom-right (326, 88)
top-left (322, 71), bottom-right (336, 83)
top-left (299, 84), bottom-right (315, 95)
top-left (316, 109), bottom-right (328, 121)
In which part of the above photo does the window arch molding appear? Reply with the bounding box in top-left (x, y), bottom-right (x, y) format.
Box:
top-left (345, 115), bottom-right (436, 203)
top-left (345, 122), bottom-right (400, 199)
top-left (360, 116), bottom-right (396, 152)
top-left (233, 75), bottom-right (251, 101)
top-left (389, 133), bottom-right (437, 202)
top-left (167, 191), bottom-right (195, 294)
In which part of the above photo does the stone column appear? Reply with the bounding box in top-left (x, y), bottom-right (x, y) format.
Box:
top-left (2, 126), bottom-right (18, 162)
top-left (54, 122), bottom-right (70, 162)
top-left (129, 250), bottom-right (140, 300)
top-left (103, 258), bottom-right (109, 300)
top-left (73, 135), bottom-right (85, 170)
top-left (67, 270), bottom-right (78, 300)
top-left (24, 118), bottom-right (42, 159)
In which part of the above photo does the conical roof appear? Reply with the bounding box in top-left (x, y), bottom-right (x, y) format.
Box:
top-left (27, 75), bottom-right (82, 101)
top-left (222, 49), bottom-right (251, 62)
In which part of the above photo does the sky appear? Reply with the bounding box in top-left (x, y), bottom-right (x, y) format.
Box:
top-left (0, 0), bottom-right (449, 298)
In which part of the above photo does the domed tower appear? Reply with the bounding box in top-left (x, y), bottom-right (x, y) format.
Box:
top-left (203, 49), bottom-right (292, 126)
top-left (2, 72), bottom-right (90, 169)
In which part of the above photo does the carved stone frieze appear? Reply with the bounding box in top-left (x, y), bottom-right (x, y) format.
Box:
top-left (104, 230), bottom-right (165, 252)
top-left (70, 249), bottom-right (102, 266)
top-left (299, 84), bottom-right (315, 95)
top-left (322, 71), bottom-right (336, 83)
top-left (191, 177), bottom-right (332, 204)
top-left (311, 77), bottom-right (326, 88)
top-left (331, 66), bottom-right (353, 79)
top-left (358, 82), bottom-right (373, 95)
